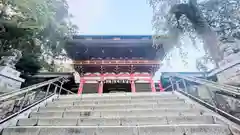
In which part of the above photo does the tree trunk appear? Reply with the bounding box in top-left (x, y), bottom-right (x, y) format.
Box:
top-left (170, 0), bottom-right (223, 67)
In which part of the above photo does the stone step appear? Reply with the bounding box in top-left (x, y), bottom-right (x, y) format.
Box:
top-left (55, 95), bottom-right (180, 102)
top-left (47, 99), bottom-right (185, 107)
top-left (29, 109), bottom-right (204, 119)
top-left (57, 92), bottom-right (176, 99)
top-left (17, 116), bottom-right (215, 126)
top-left (2, 124), bottom-right (231, 135)
top-left (46, 100), bottom-right (185, 107)
top-left (54, 98), bottom-right (181, 103)
top-left (40, 103), bottom-right (192, 112)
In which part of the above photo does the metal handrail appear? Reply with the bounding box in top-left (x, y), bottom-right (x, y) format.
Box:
top-left (166, 76), bottom-right (240, 125)
top-left (0, 77), bottom-right (68, 101)
top-left (188, 76), bottom-right (240, 92)
top-left (0, 77), bottom-right (75, 124)
top-left (0, 77), bottom-right (65, 97)
top-left (177, 89), bottom-right (240, 125)
top-left (163, 79), bottom-right (183, 91)
top-left (174, 74), bottom-right (240, 96)
top-left (52, 83), bottom-right (75, 94)
top-left (0, 93), bottom-right (55, 124)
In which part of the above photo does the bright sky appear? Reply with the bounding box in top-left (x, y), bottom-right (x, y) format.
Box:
top-left (67, 0), bottom-right (153, 35)
top-left (67, 0), bottom-right (209, 76)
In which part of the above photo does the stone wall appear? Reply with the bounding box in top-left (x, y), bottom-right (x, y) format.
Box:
top-left (216, 41), bottom-right (240, 85)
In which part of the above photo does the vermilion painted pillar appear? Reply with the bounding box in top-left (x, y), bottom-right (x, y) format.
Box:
top-left (78, 79), bottom-right (85, 95)
top-left (98, 81), bottom-right (103, 94)
top-left (130, 74), bottom-right (136, 93)
top-left (150, 79), bottom-right (156, 92)
top-left (98, 75), bottom-right (104, 94)
top-left (131, 81), bottom-right (136, 93)
top-left (158, 80), bottom-right (164, 92)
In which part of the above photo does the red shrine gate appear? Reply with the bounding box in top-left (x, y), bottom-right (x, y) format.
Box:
top-left (67, 35), bottom-right (165, 94)
top-left (74, 60), bottom-right (164, 95)
top-left (77, 73), bottom-right (164, 94)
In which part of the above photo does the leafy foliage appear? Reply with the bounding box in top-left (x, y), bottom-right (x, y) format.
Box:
top-left (15, 53), bottom-right (41, 75)
top-left (0, 0), bottom-right (78, 75)
top-left (148, 0), bottom-right (240, 70)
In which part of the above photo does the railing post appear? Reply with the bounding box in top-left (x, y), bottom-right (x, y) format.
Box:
top-left (52, 84), bottom-right (58, 99)
top-left (19, 90), bottom-right (29, 111)
top-left (58, 82), bottom-right (64, 95)
top-left (182, 79), bottom-right (188, 92)
top-left (53, 84), bottom-right (57, 94)
top-left (45, 84), bottom-right (51, 97)
top-left (205, 85), bottom-right (218, 113)
top-left (176, 80), bottom-right (180, 91)
top-left (169, 77), bottom-right (174, 91)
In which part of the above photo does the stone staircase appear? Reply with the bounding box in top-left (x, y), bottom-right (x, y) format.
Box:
top-left (1, 92), bottom-right (239, 135)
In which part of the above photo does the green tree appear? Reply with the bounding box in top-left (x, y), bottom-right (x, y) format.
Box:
top-left (0, 0), bottom-right (78, 75)
top-left (15, 53), bottom-right (41, 75)
top-left (148, 0), bottom-right (240, 68)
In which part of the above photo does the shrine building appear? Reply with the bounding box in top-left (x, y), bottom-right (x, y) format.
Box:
top-left (66, 35), bottom-right (165, 94)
